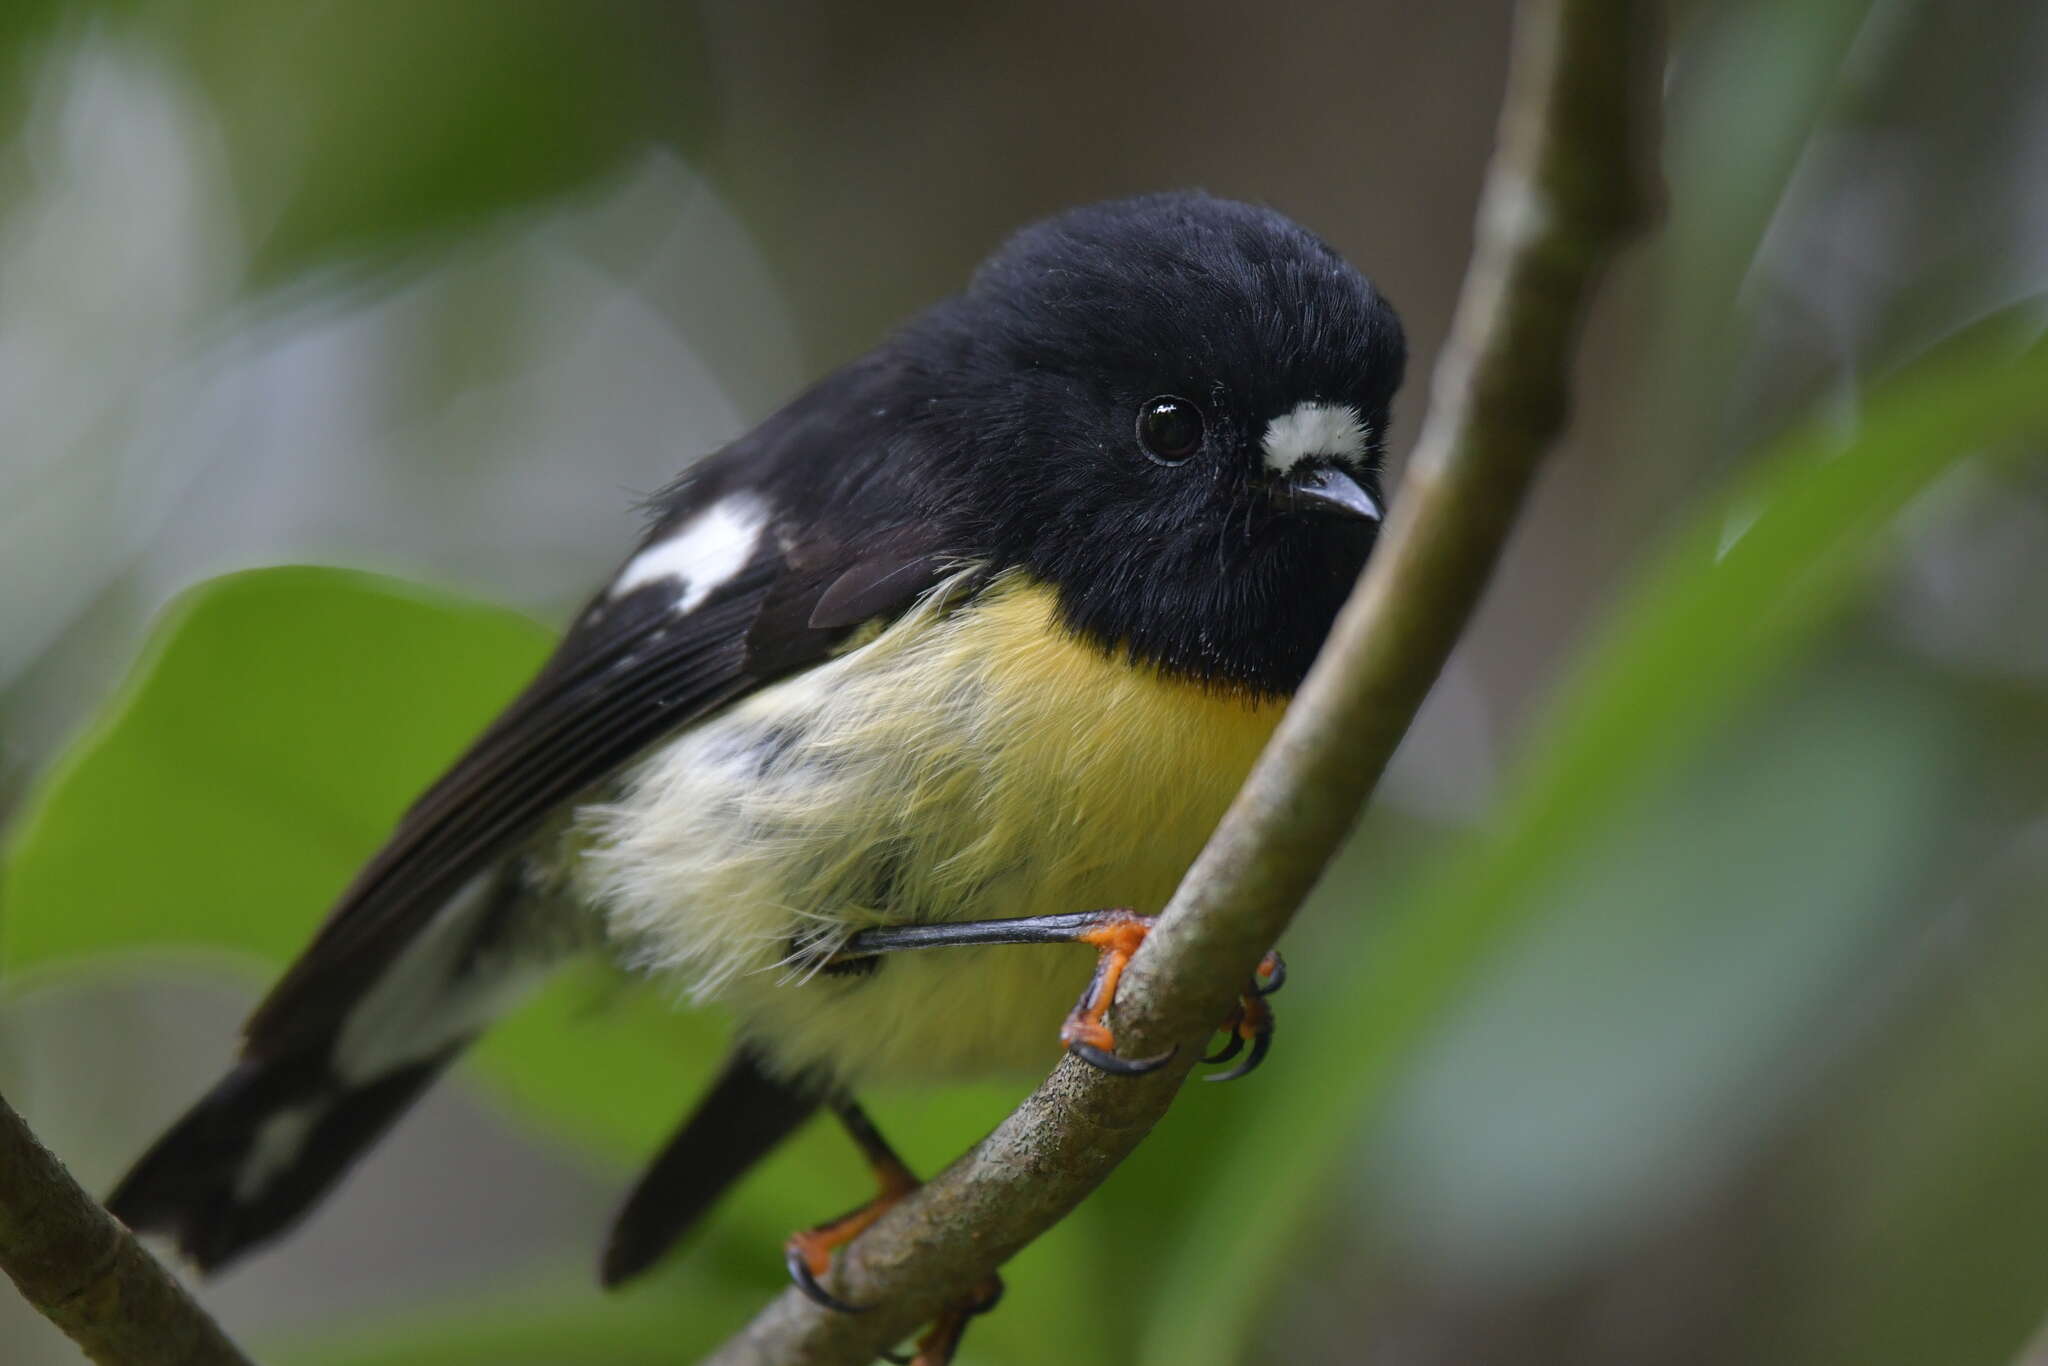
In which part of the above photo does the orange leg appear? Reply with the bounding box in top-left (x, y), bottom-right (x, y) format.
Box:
top-left (784, 1102), bottom-right (920, 1315)
top-left (883, 1276), bottom-right (1004, 1366)
top-left (788, 1103), bottom-right (1006, 1366)
top-left (1057, 911), bottom-right (1176, 1074)
top-left (799, 922), bottom-right (1287, 1363)
top-left (841, 910), bottom-right (1288, 1079)
top-left (1056, 914), bottom-right (1284, 1080)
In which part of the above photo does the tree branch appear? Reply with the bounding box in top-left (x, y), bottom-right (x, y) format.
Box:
top-left (707, 2), bottom-right (1660, 1361)
top-left (0, 1089), bottom-right (256, 1366)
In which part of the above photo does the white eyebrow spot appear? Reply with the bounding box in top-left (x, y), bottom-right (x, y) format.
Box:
top-left (1261, 401), bottom-right (1371, 474)
top-left (612, 494), bottom-right (768, 609)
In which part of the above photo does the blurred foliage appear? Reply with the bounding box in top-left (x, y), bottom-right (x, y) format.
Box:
top-left (0, 0), bottom-right (688, 283)
top-left (4, 1), bottom-right (2048, 1365)
top-left (1138, 329), bottom-right (2048, 1366)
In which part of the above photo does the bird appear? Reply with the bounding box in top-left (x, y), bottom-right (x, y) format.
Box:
top-left (107, 189), bottom-right (1406, 1362)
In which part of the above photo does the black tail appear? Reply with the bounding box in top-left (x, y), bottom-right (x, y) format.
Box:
top-left (600, 1048), bottom-right (818, 1287)
top-left (107, 1044), bottom-right (460, 1272)
top-left (109, 870), bottom-right (552, 1272)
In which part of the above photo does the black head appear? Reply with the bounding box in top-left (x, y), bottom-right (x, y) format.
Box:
top-left (899, 192), bottom-right (1406, 698)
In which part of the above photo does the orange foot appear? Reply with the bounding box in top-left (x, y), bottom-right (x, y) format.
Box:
top-left (880, 1276), bottom-right (1005, 1366)
top-left (786, 1101), bottom-right (1007, 1366)
top-left (783, 1113), bottom-right (918, 1315)
top-left (837, 909), bottom-right (1286, 1080)
top-left (1058, 911), bottom-right (1285, 1081)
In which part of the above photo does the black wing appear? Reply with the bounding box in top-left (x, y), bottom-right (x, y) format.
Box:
top-left (243, 393), bottom-right (960, 1056)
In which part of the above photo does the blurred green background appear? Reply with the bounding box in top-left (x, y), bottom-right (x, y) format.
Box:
top-left (3, 2), bottom-right (2047, 1364)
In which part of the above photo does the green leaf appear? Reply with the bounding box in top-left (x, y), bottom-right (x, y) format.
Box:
top-left (1133, 332), bottom-right (2048, 1366)
top-left (1, 566), bottom-right (553, 977)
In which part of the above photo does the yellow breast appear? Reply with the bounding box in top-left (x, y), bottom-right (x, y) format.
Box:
top-left (933, 577), bottom-right (1286, 908)
top-left (581, 573), bottom-right (1286, 1086)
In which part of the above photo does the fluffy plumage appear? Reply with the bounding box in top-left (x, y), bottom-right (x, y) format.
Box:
top-left (582, 572), bottom-right (1288, 1085)
top-left (108, 190), bottom-right (1406, 1283)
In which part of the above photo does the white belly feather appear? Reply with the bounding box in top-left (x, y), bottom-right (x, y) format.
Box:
top-left (572, 575), bottom-right (1284, 1087)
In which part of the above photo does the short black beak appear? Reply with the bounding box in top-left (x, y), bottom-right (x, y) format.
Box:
top-left (1282, 464), bottom-right (1383, 522)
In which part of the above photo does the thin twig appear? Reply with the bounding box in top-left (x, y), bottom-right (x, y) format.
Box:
top-left (704, 2), bottom-right (1659, 1361)
top-left (0, 1089), bottom-right (256, 1366)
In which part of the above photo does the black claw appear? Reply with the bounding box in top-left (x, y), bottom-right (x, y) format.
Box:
top-left (1067, 1039), bottom-right (1175, 1075)
top-left (1204, 1023), bottom-right (1272, 1083)
top-left (1253, 952), bottom-right (1287, 996)
top-left (1203, 1028), bottom-right (1246, 1065)
top-left (787, 1245), bottom-right (870, 1315)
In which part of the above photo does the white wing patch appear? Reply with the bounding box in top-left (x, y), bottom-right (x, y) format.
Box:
top-left (331, 873), bottom-right (543, 1086)
top-left (234, 1105), bottom-right (326, 1201)
top-left (612, 494), bottom-right (768, 609)
top-left (1261, 401), bottom-right (1371, 474)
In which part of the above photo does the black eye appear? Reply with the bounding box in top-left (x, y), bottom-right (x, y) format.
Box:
top-left (1136, 395), bottom-right (1204, 464)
